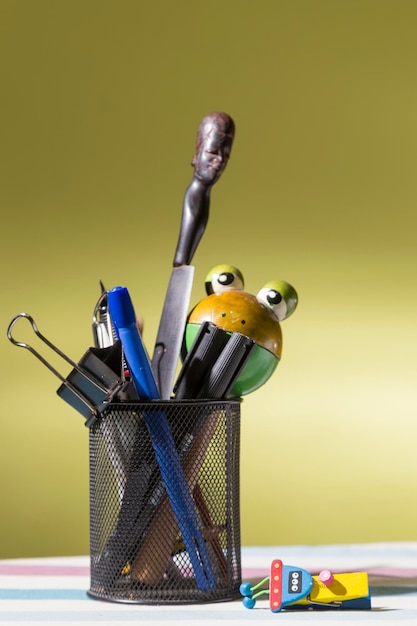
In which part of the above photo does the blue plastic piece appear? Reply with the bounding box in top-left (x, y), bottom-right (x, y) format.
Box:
top-left (242, 596), bottom-right (256, 609)
top-left (279, 564), bottom-right (314, 609)
top-left (239, 582), bottom-right (253, 597)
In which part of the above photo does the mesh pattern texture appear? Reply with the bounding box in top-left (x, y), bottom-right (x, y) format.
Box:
top-left (88, 400), bottom-right (241, 603)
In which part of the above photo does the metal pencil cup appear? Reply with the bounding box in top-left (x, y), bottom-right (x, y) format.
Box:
top-left (88, 400), bottom-right (241, 604)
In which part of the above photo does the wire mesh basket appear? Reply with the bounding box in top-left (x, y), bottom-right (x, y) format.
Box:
top-left (88, 400), bottom-right (241, 603)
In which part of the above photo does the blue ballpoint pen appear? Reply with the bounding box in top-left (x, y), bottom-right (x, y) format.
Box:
top-left (107, 286), bottom-right (216, 591)
top-left (107, 287), bottom-right (159, 400)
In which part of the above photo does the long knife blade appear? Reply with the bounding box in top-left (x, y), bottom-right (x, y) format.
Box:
top-left (151, 265), bottom-right (194, 398)
top-left (151, 112), bottom-right (235, 398)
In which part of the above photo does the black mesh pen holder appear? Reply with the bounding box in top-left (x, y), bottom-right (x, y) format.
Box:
top-left (88, 400), bottom-right (241, 604)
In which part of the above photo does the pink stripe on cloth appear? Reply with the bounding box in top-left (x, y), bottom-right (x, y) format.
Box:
top-left (0, 564), bottom-right (90, 576)
top-left (2, 563), bottom-right (416, 579)
top-left (241, 567), bottom-right (269, 579)
top-left (241, 566), bottom-right (417, 580)
top-left (366, 566), bottom-right (417, 578)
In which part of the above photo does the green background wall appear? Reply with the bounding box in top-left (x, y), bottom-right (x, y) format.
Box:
top-left (1, 0), bottom-right (416, 558)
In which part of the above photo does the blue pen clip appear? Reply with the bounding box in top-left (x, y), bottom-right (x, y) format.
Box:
top-left (107, 286), bottom-right (216, 591)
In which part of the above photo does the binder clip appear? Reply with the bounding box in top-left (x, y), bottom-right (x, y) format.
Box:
top-left (174, 320), bottom-right (254, 400)
top-left (7, 313), bottom-right (129, 427)
top-left (240, 559), bottom-right (371, 612)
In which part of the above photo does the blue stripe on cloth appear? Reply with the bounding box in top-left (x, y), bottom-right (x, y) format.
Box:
top-left (0, 612), bottom-right (154, 622)
top-left (0, 589), bottom-right (89, 600)
top-left (0, 608), bottom-right (254, 622)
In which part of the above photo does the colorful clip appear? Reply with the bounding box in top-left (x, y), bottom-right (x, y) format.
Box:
top-left (240, 559), bottom-right (371, 612)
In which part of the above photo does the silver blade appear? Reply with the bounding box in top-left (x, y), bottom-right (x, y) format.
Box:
top-left (151, 265), bottom-right (195, 399)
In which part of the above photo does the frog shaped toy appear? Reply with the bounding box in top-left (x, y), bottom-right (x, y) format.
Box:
top-left (184, 265), bottom-right (298, 397)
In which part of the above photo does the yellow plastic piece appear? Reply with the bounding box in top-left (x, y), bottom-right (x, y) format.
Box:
top-left (295, 572), bottom-right (369, 605)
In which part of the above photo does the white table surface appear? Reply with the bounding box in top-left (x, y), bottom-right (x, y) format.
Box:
top-left (1, 542), bottom-right (416, 625)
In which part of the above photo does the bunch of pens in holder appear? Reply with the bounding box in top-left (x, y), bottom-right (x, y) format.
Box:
top-left (7, 288), bottom-right (244, 604)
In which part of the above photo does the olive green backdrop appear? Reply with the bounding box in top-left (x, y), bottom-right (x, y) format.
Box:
top-left (1, 0), bottom-right (416, 558)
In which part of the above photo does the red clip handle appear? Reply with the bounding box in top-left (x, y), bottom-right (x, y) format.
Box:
top-left (270, 559), bottom-right (283, 612)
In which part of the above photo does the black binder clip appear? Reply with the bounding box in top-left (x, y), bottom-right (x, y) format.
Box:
top-left (7, 313), bottom-right (128, 427)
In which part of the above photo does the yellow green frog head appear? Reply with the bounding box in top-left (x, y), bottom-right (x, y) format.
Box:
top-left (185, 264), bottom-right (298, 396)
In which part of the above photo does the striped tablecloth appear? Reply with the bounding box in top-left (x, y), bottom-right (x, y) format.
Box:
top-left (1, 543), bottom-right (416, 624)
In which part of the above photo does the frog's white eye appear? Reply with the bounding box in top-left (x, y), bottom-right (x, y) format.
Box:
top-left (257, 280), bottom-right (298, 321)
top-left (257, 286), bottom-right (287, 320)
top-left (205, 264), bottom-right (244, 295)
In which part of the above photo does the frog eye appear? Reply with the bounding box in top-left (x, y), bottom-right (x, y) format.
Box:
top-left (205, 264), bottom-right (244, 295)
top-left (257, 280), bottom-right (298, 321)
top-left (257, 286), bottom-right (287, 320)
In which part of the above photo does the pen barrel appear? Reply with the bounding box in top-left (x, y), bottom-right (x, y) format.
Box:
top-left (117, 325), bottom-right (159, 400)
top-left (88, 400), bottom-right (242, 604)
